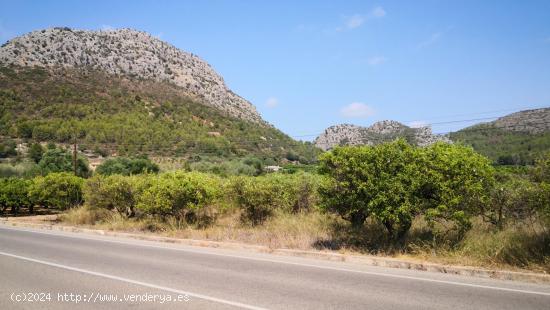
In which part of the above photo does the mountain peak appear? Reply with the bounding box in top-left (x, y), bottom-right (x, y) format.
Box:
top-left (314, 121), bottom-right (449, 151)
top-left (0, 27), bottom-right (262, 123)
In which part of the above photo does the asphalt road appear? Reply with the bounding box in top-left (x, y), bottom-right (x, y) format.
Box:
top-left (0, 225), bottom-right (549, 309)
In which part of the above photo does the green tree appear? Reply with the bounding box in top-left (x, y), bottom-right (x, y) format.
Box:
top-left (29, 172), bottom-right (84, 210)
top-left (0, 139), bottom-right (17, 158)
top-left (38, 148), bottom-right (90, 177)
top-left (319, 140), bottom-right (423, 238)
top-left (136, 171), bottom-right (220, 219)
top-left (532, 152), bottom-right (550, 183)
top-left (95, 156), bottom-right (159, 176)
top-left (28, 143), bottom-right (45, 163)
top-left (0, 178), bottom-right (32, 215)
top-left (84, 175), bottom-right (136, 217)
top-left (422, 142), bottom-right (495, 233)
top-left (319, 140), bottom-right (495, 239)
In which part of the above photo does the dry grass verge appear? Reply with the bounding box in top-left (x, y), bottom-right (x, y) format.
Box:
top-left (59, 205), bottom-right (550, 273)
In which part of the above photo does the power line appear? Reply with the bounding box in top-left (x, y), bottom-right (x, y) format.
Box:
top-left (4, 117), bottom-right (550, 153)
top-left (313, 120), bottom-right (550, 148)
top-left (290, 105), bottom-right (550, 139)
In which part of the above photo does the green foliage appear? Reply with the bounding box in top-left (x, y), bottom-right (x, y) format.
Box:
top-left (0, 66), bottom-right (320, 162)
top-left (319, 140), bottom-right (495, 239)
top-left (319, 140), bottom-right (423, 237)
top-left (95, 156), bottom-right (159, 176)
top-left (38, 148), bottom-right (90, 177)
top-left (421, 142), bottom-right (495, 234)
top-left (450, 124), bottom-right (550, 166)
top-left (229, 173), bottom-right (320, 225)
top-left (28, 142), bottom-right (45, 163)
top-left (136, 171), bottom-right (221, 218)
top-left (0, 139), bottom-right (17, 158)
top-left (532, 152), bottom-right (550, 183)
top-left (83, 175), bottom-right (136, 216)
top-left (29, 172), bottom-right (84, 210)
top-left (189, 156), bottom-right (265, 176)
top-left (0, 178), bottom-right (32, 214)
top-left (0, 162), bottom-right (40, 178)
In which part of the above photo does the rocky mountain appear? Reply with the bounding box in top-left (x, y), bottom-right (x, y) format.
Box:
top-left (314, 120), bottom-right (449, 151)
top-left (491, 108), bottom-right (550, 134)
top-left (0, 27), bottom-right (261, 122)
top-left (0, 28), bottom-right (319, 163)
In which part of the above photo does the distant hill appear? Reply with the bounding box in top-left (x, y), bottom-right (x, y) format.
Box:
top-left (314, 120), bottom-right (449, 151)
top-left (0, 27), bottom-right (261, 122)
top-left (450, 108), bottom-right (550, 165)
top-left (0, 28), bottom-right (319, 163)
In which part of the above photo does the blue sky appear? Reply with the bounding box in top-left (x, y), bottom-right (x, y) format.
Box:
top-left (1, 1), bottom-right (549, 139)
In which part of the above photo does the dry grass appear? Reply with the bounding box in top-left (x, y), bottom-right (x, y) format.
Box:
top-left (58, 206), bottom-right (550, 273)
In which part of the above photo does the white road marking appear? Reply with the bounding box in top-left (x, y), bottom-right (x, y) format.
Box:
top-left (0, 251), bottom-right (267, 310)
top-left (1, 225), bottom-right (550, 297)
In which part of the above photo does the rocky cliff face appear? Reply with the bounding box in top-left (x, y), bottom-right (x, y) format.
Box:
top-left (0, 27), bottom-right (262, 123)
top-left (491, 108), bottom-right (550, 134)
top-left (314, 120), bottom-right (449, 151)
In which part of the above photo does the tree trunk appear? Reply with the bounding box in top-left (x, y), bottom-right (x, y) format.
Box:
top-left (350, 211), bottom-right (367, 228)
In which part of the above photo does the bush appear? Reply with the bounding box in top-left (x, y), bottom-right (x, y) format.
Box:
top-left (28, 143), bottom-right (45, 163)
top-left (230, 173), bottom-right (320, 225)
top-left (421, 142), bottom-right (495, 234)
top-left (0, 162), bottom-right (40, 178)
top-left (0, 139), bottom-right (17, 158)
top-left (84, 175), bottom-right (137, 217)
top-left (38, 148), bottom-right (90, 177)
top-left (0, 178), bottom-right (32, 215)
top-left (532, 152), bottom-right (550, 183)
top-left (319, 140), bottom-right (495, 239)
top-left (29, 172), bottom-right (84, 210)
top-left (319, 140), bottom-right (423, 238)
top-left (136, 171), bottom-right (220, 219)
top-left (95, 156), bottom-right (159, 176)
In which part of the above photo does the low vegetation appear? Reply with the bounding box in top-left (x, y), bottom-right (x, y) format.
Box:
top-left (1, 140), bottom-right (549, 272)
top-left (451, 124), bottom-right (550, 166)
top-left (0, 66), bottom-right (320, 163)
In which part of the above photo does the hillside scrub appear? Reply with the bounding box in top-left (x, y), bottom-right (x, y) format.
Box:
top-left (0, 66), bottom-right (320, 162)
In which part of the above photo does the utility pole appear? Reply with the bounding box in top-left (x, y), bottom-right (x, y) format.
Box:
top-left (73, 137), bottom-right (77, 176)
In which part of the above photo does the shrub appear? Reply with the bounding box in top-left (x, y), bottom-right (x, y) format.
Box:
top-left (84, 175), bottom-right (136, 217)
top-left (28, 143), bottom-right (45, 163)
top-left (319, 140), bottom-right (423, 238)
top-left (532, 152), bottom-right (550, 183)
top-left (421, 142), bottom-right (495, 234)
top-left (38, 148), bottom-right (90, 177)
top-left (0, 139), bottom-right (17, 158)
top-left (96, 156), bottom-right (159, 176)
top-left (230, 173), bottom-right (320, 225)
top-left (0, 162), bottom-right (40, 178)
top-left (319, 140), bottom-right (495, 239)
top-left (29, 172), bottom-right (84, 210)
top-left (136, 171), bottom-right (220, 219)
top-left (0, 178), bottom-right (32, 215)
